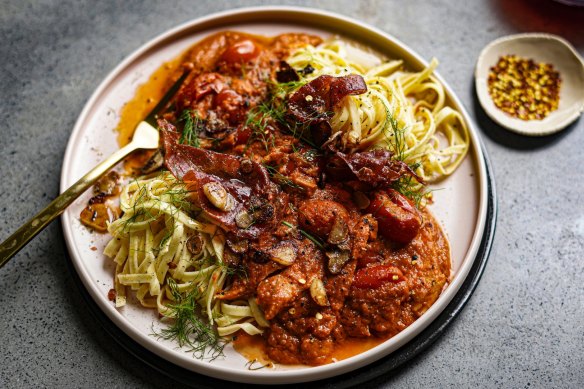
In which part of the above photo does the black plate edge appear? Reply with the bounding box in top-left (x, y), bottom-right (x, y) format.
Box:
top-left (64, 146), bottom-right (497, 389)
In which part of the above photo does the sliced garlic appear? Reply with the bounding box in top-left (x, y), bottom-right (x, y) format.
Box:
top-left (202, 182), bottom-right (233, 211)
top-left (310, 278), bottom-right (329, 306)
top-left (269, 242), bottom-right (297, 266)
top-left (186, 233), bottom-right (203, 255)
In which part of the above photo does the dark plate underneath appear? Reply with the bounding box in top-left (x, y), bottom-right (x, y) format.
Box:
top-left (65, 148), bottom-right (497, 388)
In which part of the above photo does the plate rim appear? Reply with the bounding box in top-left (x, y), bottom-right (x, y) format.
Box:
top-left (60, 6), bottom-right (489, 384)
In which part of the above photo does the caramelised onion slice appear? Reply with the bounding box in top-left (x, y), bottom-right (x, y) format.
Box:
top-left (352, 191), bottom-right (370, 210)
top-left (141, 150), bottom-right (164, 174)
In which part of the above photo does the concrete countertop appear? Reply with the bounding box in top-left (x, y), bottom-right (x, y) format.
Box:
top-left (1, 0), bottom-right (583, 387)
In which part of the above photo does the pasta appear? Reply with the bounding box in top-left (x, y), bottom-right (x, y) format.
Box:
top-left (286, 40), bottom-right (469, 182)
top-left (104, 172), bottom-right (266, 344)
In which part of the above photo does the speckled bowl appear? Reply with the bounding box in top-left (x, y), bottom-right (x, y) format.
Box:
top-left (475, 33), bottom-right (584, 136)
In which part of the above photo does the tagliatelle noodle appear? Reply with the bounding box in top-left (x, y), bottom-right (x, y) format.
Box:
top-left (103, 172), bottom-right (265, 337)
top-left (286, 39), bottom-right (469, 182)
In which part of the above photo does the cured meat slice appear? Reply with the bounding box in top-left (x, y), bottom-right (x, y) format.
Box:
top-left (160, 121), bottom-right (284, 238)
top-left (287, 74), bottom-right (367, 146)
top-left (326, 149), bottom-right (423, 188)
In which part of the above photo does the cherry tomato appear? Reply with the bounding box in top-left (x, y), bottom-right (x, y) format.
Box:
top-left (353, 264), bottom-right (403, 288)
top-left (366, 189), bottom-right (421, 245)
top-left (220, 39), bottom-right (260, 64)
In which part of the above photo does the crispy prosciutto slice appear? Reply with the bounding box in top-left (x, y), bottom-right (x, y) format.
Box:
top-left (326, 149), bottom-right (423, 189)
top-left (287, 74), bottom-right (367, 146)
top-left (160, 120), bottom-right (284, 238)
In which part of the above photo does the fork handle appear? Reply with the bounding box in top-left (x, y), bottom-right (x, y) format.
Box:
top-left (0, 142), bottom-right (138, 267)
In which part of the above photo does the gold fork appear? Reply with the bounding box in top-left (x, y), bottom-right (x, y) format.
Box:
top-left (0, 70), bottom-right (190, 267)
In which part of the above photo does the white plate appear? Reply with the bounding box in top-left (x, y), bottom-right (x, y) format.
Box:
top-left (60, 7), bottom-right (488, 384)
top-left (475, 33), bottom-right (584, 136)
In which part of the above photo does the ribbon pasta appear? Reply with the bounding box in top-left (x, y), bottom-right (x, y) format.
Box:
top-left (103, 172), bottom-right (267, 340)
top-left (286, 40), bottom-right (470, 182)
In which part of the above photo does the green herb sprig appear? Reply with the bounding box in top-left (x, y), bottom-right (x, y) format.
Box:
top-left (263, 164), bottom-right (303, 191)
top-left (154, 278), bottom-right (225, 361)
top-left (281, 221), bottom-right (324, 249)
top-left (179, 109), bottom-right (202, 148)
top-left (383, 109), bottom-right (432, 207)
top-left (244, 80), bottom-right (323, 150)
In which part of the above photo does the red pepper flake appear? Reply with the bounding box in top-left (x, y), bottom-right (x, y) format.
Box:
top-left (107, 288), bottom-right (116, 301)
top-left (487, 55), bottom-right (561, 121)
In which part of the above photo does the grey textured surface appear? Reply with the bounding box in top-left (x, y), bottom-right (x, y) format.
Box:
top-left (1, 0), bottom-right (583, 388)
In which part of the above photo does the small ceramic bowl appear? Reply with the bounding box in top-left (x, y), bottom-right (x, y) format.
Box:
top-left (475, 33), bottom-right (584, 136)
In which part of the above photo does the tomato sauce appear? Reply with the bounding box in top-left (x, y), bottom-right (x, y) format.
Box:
top-left (114, 30), bottom-right (451, 367)
top-left (233, 331), bottom-right (390, 366)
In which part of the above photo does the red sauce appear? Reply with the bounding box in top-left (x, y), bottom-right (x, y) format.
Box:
top-left (233, 332), bottom-right (272, 367)
top-left (233, 331), bottom-right (389, 365)
top-left (117, 60), bottom-right (185, 147)
top-left (115, 30), bottom-right (451, 367)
